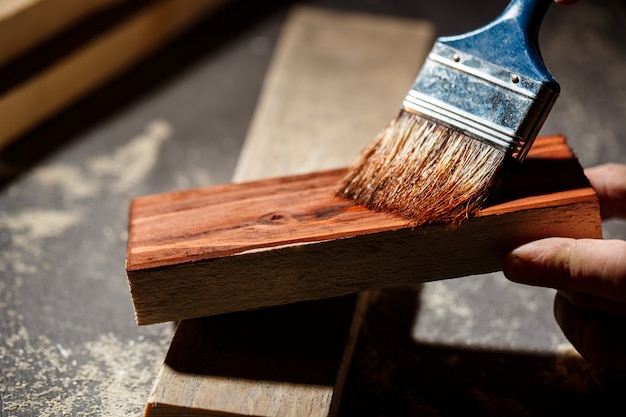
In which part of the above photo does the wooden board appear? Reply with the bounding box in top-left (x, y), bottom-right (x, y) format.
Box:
top-left (0, 0), bottom-right (229, 149)
top-left (233, 3), bottom-right (433, 181)
top-left (127, 134), bottom-right (602, 326)
top-left (0, 0), bottom-right (123, 66)
top-left (145, 295), bottom-right (372, 417)
top-left (144, 6), bottom-right (435, 417)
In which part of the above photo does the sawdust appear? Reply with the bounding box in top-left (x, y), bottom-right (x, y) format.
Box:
top-left (30, 118), bottom-right (172, 202)
top-left (414, 280), bottom-right (475, 341)
top-left (420, 280), bottom-right (473, 321)
top-left (33, 164), bottom-right (99, 200)
top-left (0, 119), bottom-right (171, 273)
top-left (0, 321), bottom-right (173, 416)
top-left (0, 209), bottom-right (82, 254)
top-left (0, 119), bottom-right (174, 415)
top-left (87, 119), bottom-right (172, 193)
top-left (414, 274), bottom-right (567, 351)
top-left (0, 208), bottom-right (82, 275)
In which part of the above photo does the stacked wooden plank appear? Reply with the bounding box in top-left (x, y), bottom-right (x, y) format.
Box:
top-left (139, 6), bottom-right (436, 416)
top-left (0, 0), bottom-right (230, 149)
top-left (124, 5), bottom-right (602, 417)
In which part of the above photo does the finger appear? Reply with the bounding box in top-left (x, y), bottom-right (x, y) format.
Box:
top-left (559, 290), bottom-right (626, 317)
top-left (555, 0), bottom-right (579, 5)
top-left (584, 163), bottom-right (626, 220)
top-left (503, 238), bottom-right (626, 303)
top-left (554, 292), bottom-right (626, 370)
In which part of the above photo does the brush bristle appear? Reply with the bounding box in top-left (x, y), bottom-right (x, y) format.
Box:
top-left (337, 110), bottom-right (509, 227)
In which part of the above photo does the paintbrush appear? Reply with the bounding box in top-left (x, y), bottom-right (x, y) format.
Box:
top-left (337, 0), bottom-right (560, 226)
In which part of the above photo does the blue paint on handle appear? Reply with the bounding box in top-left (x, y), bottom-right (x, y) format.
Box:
top-left (439, 0), bottom-right (558, 90)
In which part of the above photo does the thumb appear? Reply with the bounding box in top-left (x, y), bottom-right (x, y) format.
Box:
top-left (503, 237), bottom-right (626, 303)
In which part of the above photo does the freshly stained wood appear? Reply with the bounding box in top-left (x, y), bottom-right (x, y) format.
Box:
top-left (144, 6), bottom-right (435, 417)
top-left (127, 134), bottom-right (602, 326)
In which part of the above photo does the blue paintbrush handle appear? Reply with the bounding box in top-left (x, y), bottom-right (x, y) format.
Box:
top-left (439, 0), bottom-right (556, 85)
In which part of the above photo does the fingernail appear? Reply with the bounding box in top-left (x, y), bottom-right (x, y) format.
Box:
top-left (503, 243), bottom-right (539, 283)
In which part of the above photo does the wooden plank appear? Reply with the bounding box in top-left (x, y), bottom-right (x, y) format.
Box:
top-left (0, 0), bottom-right (123, 66)
top-left (143, 6), bottom-right (435, 416)
top-left (0, 0), bottom-right (229, 149)
top-left (233, 4), bottom-right (433, 181)
top-left (127, 134), bottom-right (602, 326)
top-left (145, 295), bottom-right (372, 417)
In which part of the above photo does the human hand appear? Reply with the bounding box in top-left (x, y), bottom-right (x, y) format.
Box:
top-left (555, 0), bottom-right (580, 5)
top-left (502, 163), bottom-right (626, 369)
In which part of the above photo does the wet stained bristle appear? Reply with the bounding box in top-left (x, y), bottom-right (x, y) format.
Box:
top-left (337, 110), bottom-right (507, 227)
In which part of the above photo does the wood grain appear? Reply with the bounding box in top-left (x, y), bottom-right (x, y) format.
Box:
top-left (145, 295), bottom-right (372, 417)
top-left (233, 6), bottom-right (434, 181)
top-left (127, 134), bottom-right (602, 326)
top-left (143, 6), bottom-right (435, 417)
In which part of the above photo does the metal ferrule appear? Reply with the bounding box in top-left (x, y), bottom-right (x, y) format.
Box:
top-left (403, 42), bottom-right (558, 160)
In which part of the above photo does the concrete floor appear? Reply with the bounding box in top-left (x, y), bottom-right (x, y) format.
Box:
top-left (1, 0), bottom-right (624, 415)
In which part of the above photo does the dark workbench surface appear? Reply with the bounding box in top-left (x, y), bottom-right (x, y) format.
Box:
top-left (1, 0), bottom-right (625, 415)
